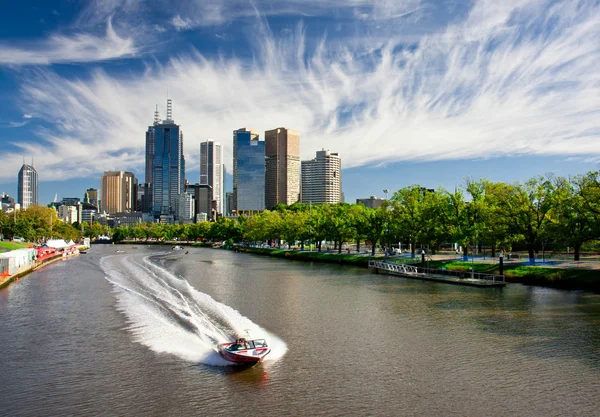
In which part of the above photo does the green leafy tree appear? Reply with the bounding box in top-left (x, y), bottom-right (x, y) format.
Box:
top-left (391, 186), bottom-right (428, 255)
top-left (548, 176), bottom-right (600, 260)
top-left (496, 177), bottom-right (556, 262)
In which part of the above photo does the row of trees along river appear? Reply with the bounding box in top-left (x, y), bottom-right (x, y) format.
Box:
top-left (1, 172), bottom-right (599, 262)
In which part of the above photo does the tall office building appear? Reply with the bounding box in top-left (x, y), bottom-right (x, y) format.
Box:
top-left (84, 188), bottom-right (98, 207)
top-left (301, 149), bottom-right (342, 204)
top-left (200, 140), bottom-right (223, 214)
top-left (17, 163), bottom-right (38, 209)
top-left (145, 105), bottom-right (161, 184)
top-left (151, 99), bottom-right (185, 221)
top-left (225, 191), bottom-right (234, 216)
top-left (233, 128), bottom-right (265, 213)
top-left (100, 171), bottom-right (137, 215)
top-left (264, 127), bottom-right (300, 209)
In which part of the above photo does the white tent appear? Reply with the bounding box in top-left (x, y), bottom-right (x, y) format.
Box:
top-left (45, 239), bottom-right (70, 249)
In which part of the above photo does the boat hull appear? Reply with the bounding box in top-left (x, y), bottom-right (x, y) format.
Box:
top-left (218, 343), bottom-right (271, 364)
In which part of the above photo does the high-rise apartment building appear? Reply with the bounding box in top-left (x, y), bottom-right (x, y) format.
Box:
top-left (151, 99), bottom-right (185, 221)
top-left (100, 171), bottom-right (137, 215)
top-left (200, 140), bottom-right (223, 214)
top-left (264, 127), bottom-right (300, 209)
top-left (233, 128), bottom-right (265, 213)
top-left (18, 163), bottom-right (38, 209)
top-left (301, 149), bottom-right (342, 204)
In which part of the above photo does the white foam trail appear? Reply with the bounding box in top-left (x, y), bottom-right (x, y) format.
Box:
top-left (100, 253), bottom-right (287, 366)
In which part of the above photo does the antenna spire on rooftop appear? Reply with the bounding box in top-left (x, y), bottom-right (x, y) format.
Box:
top-left (166, 98), bottom-right (173, 122)
top-left (153, 104), bottom-right (161, 125)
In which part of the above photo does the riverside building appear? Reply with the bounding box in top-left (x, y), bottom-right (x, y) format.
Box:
top-left (301, 149), bottom-right (342, 204)
top-left (200, 140), bottom-right (223, 215)
top-left (264, 127), bottom-right (300, 209)
top-left (233, 128), bottom-right (265, 214)
top-left (17, 163), bottom-right (38, 209)
top-left (100, 171), bottom-right (137, 215)
top-left (151, 99), bottom-right (185, 222)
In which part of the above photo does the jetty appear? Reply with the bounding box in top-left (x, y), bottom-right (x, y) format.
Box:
top-left (368, 259), bottom-right (506, 287)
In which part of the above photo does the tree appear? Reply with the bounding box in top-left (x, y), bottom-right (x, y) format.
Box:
top-left (391, 186), bottom-right (429, 255)
top-left (363, 206), bottom-right (386, 256)
top-left (496, 177), bottom-right (556, 263)
top-left (547, 176), bottom-right (600, 260)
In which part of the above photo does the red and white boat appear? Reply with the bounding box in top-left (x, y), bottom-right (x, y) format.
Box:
top-left (218, 337), bottom-right (271, 364)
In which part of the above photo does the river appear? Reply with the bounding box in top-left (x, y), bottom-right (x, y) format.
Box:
top-left (1, 245), bottom-right (599, 416)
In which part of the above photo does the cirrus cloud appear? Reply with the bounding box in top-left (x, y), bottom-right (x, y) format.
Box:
top-left (0, 0), bottom-right (598, 183)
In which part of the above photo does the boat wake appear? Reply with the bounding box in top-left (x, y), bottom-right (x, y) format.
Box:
top-left (100, 254), bottom-right (287, 366)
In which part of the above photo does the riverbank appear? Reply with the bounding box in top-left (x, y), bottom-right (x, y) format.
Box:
top-left (0, 246), bottom-right (88, 290)
top-left (114, 241), bottom-right (599, 293)
top-left (236, 247), bottom-right (600, 293)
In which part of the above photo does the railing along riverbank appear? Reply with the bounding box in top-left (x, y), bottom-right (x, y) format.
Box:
top-left (368, 260), bottom-right (506, 287)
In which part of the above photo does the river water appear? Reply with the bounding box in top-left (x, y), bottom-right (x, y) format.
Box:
top-left (1, 245), bottom-right (599, 416)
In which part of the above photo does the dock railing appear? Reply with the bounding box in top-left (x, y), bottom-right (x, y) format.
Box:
top-left (369, 260), bottom-right (505, 284)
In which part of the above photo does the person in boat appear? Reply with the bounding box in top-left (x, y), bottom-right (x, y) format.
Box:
top-left (231, 338), bottom-right (248, 351)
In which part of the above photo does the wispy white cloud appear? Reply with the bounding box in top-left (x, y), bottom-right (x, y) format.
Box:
top-left (0, 19), bottom-right (137, 65)
top-left (0, 0), bottom-right (598, 182)
top-left (9, 121), bottom-right (29, 128)
top-left (171, 15), bottom-right (193, 31)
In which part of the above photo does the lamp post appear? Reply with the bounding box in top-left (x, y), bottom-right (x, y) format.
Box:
top-left (383, 190), bottom-right (389, 259)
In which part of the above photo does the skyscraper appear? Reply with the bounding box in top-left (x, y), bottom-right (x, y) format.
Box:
top-left (84, 188), bottom-right (98, 207)
top-left (233, 128), bottom-right (265, 213)
top-left (264, 127), bottom-right (300, 209)
top-left (100, 171), bottom-right (137, 215)
top-left (18, 163), bottom-right (38, 209)
top-left (301, 149), bottom-right (342, 204)
top-left (152, 99), bottom-right (185, 221)
top-left (145, 105), bottom-right (161, 184)
top-left (200, 140), bottom-right (223, 214)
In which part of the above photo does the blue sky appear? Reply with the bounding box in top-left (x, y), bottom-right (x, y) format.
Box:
top-left (0, 0), bottom-right (598, 205)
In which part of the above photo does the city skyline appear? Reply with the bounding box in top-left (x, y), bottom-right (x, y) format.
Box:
top-left (0, 1), bottom-right (598, 205)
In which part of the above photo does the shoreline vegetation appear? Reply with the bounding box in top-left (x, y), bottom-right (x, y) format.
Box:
top-left (118, 240), bottom-right (600, 293)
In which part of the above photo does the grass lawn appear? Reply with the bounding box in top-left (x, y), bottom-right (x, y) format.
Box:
top-left (0, 241), bottom-right (33, 251)
top-left (241, 248), bottom-right (599, 292)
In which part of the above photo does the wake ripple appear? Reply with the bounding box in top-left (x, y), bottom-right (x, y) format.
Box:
top-left (100, 253), bottom-right (287, 366)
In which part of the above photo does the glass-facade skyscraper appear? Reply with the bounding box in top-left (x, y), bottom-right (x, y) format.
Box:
top-left (18, 163), bottom-right (38, 209)
top-left (152, 99), bottom-right (185, 220)
top-left (233, 128), bottom-right (265, 212)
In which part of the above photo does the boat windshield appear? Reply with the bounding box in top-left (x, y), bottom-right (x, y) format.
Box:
top-left (252, 339), bottom-right (267, 348)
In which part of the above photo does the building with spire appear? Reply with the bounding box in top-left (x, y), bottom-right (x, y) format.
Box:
top-left (151, 99), bottom-right (185, 222)
top-left (264, 127), bottom-right (300, 209)
top-left (233, 128), bottom-right (264, 213)
top-left (145, 105), bottom-right (161, 185)
top-left (18, 162), bottom-right (38, 209)
top-left (200, 139), bottom-right (223, 215)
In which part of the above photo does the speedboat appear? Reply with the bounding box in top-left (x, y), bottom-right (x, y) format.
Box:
top-left (172, 245), bottom-right (184, 250)
top-left (218, 337), bottom-right (271, 364)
